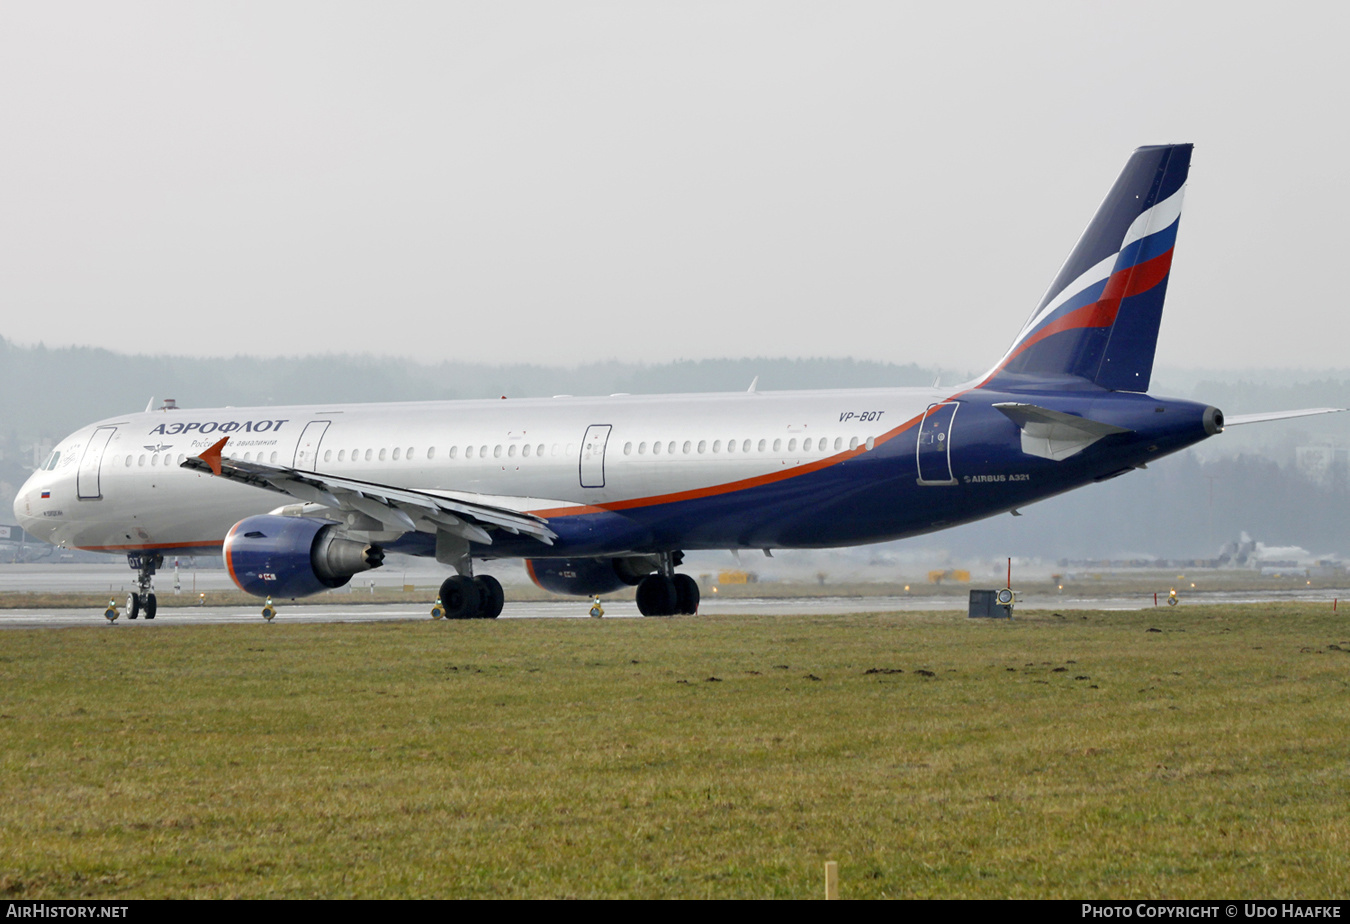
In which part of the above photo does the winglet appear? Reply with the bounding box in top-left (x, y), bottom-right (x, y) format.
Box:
top-left (198, 437), bottom-right (229, 476)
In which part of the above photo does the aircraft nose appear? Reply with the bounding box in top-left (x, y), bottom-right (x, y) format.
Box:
top-left (13, 479), bottom-right (37, 535)
top-left (13, 468), bottom-right (58, 541)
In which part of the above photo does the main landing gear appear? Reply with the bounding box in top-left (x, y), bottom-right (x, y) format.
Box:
top-left (431, 532), bottom-right (502, 620)
top-left (635, 552), bottom-right (699, 617)
top-left (434, 574), bottom-right (504, 620)
top-left (125, 553), bottom-right (162, 620)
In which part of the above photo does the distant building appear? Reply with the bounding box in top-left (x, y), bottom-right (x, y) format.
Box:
top-left (1295, 444), bottom-right (1348, 488)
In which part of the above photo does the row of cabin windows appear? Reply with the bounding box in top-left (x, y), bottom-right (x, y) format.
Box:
top-left (622, 435), bottom-right (857, 456)
top-left (318, 444), bottom-right (576, 462)
top-left (109, 434), bottom-right (868, 471)
top-left (114, 452), bottom-right (280, 468)
top-left (323, 447), bottom-right (425, 463)
top-left (314, 436), bottom-right (860, 464)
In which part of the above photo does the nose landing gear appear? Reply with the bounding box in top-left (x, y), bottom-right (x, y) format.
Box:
top-left (124, 553), bottom-right (162, 620)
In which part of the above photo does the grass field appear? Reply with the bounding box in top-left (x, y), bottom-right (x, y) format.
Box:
top-left (1, 604), bottom-right (1347, 898)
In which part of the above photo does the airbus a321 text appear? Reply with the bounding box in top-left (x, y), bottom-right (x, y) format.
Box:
top-left (14, 144), bottom-right (1342, 620)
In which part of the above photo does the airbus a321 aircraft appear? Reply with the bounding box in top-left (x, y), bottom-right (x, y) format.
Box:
top-left (13, 144), bottom-right (1341, 620)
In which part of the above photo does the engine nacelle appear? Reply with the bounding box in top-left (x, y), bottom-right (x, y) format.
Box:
top-left (525, 557), bottom-right (654, 597)
top-left (223, 515), bottom-right (384, 598)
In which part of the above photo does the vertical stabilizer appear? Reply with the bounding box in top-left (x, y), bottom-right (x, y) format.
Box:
top-left (986, 144), bottom-right (1192, 392)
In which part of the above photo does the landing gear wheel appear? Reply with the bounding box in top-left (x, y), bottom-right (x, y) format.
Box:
top-left (673, 574), bottom-right (700, 615)
top-left (438, 575), bottom-right (480, 620)
top-left (475, 575), bottom-right (504, 619)
top-left (125, 553), bottom-right (161, 622)
top-left (636, 574), bottom-right (677, 617)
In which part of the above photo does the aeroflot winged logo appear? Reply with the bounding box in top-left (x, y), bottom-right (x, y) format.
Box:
top-left (149, 418), bottom-right (290, 436)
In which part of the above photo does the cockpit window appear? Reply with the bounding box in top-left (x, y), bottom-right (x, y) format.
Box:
top-left (42, 451), bottom-right (60, 471)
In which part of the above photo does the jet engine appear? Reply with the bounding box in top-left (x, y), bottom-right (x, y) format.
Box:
top-left (525, 557), bottom-right (654, 597)
top-left (223, 514), bottom-right (384, 598)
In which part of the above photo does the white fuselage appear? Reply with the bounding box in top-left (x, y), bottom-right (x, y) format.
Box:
top-left (15, 387), bottom-right (945, 554)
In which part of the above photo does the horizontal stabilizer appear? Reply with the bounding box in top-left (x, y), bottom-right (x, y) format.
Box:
top-left (1223, 407), bottom-right (1345, 427)
top-left (994, 402), bottom-right (1132, 461)
top-left (182, 437), bottom-right (557, 545)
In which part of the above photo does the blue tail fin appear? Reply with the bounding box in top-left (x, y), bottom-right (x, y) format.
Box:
top-left (985, 144), bottom-right (1192, 392)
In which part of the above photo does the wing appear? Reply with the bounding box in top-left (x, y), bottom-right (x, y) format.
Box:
top-left (180, 437), bottom-right (557, 546)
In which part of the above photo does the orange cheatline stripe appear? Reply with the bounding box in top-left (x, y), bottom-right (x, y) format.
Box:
top-left (524, 559), bottom-right (544, 589)
top-left (527, 411), bottom-right (928, 519)
top-left (223, 522), bottom-right (242, 589)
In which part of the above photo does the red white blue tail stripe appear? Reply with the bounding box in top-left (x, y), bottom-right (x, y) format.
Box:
top-left (983, 144), bottom-right (1192, 392)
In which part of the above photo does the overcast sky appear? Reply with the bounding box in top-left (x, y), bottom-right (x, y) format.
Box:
top-left (2, 2), bottom-right (1347, 374)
